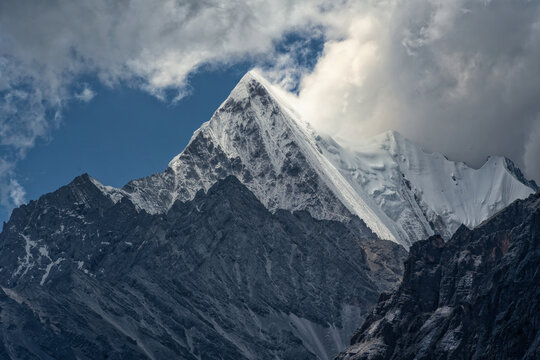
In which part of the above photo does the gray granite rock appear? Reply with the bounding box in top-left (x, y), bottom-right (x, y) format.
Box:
top-left (0, 175), bottom-right (406, 359)
top-left (336, 191), bottom-right (540, 360)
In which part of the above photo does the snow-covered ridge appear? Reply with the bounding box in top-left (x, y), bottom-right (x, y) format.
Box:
top-left (319, 130), bottom-right (536, 245)
top-left (167, 70), bottom-right (396, 241)
top-left (91, 71), bottom-right (536, 248)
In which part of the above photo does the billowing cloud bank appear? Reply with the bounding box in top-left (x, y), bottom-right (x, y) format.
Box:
top-left (293, 0), bottom-right (540, 182)
top-left (1, 0), bottom-right (539, 211)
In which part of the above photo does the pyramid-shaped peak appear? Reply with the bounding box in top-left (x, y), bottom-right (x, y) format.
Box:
top-left (228, 70), bottom-right (269, 100)
top-left (168, 69), bottom-right (302, 169)
top-left (240, 69), bottom-right (268, 84)
top-left (213, 69), bottom-right (302, 128)
top-left (227, 69), bottom-right (290, 104)
top-left (237, 69), bottom-right (273, 87)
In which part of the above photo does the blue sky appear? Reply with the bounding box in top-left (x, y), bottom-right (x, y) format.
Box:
top-left (2, 66), bottom-right (250, 222)
top-left (1, 1), bottom-right (540, 223)
top-left (14, 68), bottom-right (245, 202)
top-left (0, 32), bottom-right (325, 223)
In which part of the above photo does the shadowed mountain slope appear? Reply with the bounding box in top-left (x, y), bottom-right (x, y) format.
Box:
top-left (336, 191), bottom-right (540, 360)
top-left (0, 175), bottom-right (406, 359)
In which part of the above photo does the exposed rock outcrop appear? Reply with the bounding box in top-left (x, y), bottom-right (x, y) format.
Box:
top-left (336, 191), bottom-right (540, 360)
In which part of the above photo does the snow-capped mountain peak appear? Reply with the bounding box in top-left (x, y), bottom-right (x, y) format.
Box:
top-left (165, 70), bottom-right (397, 241)
top-left (227, 70), bottom-right (275, 101)
top-left (102, 71), bottom-right (535, 248)
top-left (318, 129), bottom-right (536, 246)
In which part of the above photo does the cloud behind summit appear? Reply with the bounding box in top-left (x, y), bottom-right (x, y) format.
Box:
top-left (293, 0), bottom-right (540, 183)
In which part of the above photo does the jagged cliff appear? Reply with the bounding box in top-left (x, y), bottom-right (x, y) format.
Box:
top-left (0, 175), bottom-right (405, 359)
top-left (336, 191), bottom-right (540, 360)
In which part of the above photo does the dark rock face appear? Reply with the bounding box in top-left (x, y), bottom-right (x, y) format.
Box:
top-left (505, 158), bottom-right (539, 191)
top-left (0, 175), bottom-right (406, 360)
top-left (336, 191), bottom-right (540, 360)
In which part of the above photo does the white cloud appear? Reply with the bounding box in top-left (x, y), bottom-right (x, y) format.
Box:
top-left (0, 0), bottom-right (332, 212)
top-left (0, 158), bottom-right (25, 210)
top-left (289, 0), bottom-right (540, 182)
top-left (0, 0), bottom-right (539, 215)
top-left (8, 178), bottom-right (25, 207)
top-left (75, 86), bottom-right (96, 102)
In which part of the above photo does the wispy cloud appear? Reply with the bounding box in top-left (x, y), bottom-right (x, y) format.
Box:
top-left (0, 158), bottom-right (26, 210)
top-left (75, 86), bottom-right (96, 103)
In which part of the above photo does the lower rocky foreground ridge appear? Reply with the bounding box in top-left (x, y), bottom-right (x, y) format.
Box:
top-left (0, 175), bottom-right (406, 360)
top-left (336, 191), bottom-right (540, 360)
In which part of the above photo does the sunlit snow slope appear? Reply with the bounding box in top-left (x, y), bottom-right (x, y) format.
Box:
top-left (318, 130), bottom-right (537, 247)
top-left (102, 71), bottom-right (536, 248)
